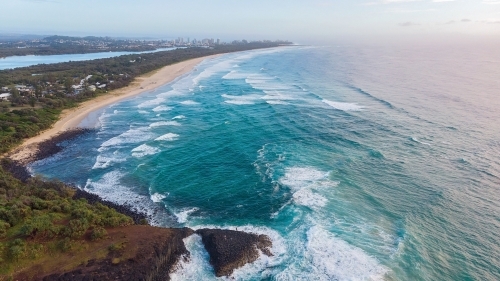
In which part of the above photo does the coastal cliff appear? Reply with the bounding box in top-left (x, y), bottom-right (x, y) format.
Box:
top-left (10, 226), bottom-right (273, 280)
top-left (1, 129), bottom-right (274, 280)
top-left (39, 226), bottom-right (194, 281)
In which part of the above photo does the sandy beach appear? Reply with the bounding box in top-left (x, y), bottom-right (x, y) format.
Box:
top-left (8, 55), bottom-right (218, 162)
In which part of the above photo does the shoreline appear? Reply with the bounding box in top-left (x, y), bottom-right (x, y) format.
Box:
top-left (0, 49), bottom-right (279, 279)
top-left (8, 54), bottom-right (218, 163)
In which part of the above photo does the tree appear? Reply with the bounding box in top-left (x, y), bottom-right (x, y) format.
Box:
top-left (64, 78), bottom-right (73, 93)
top-left (35, 85), bottom-right (42, 98)
top-left (29, 97), bottom-right (36, 107)
top-left (10, 88), bottom-right (21, 105)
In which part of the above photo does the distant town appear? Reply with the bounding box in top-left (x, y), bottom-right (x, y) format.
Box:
top-left (0, 38), bottom-right (291, 113)
top-left (0, 35), bottom-right (291, 57)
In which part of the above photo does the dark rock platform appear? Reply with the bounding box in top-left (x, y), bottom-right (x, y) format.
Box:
top-left (196, 228), bottom-right (273, 277)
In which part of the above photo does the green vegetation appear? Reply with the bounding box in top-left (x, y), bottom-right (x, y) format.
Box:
top-left (0, 107), bottom-right (62, 153)
top-left (0, 165), bottom-right (132, 275)
top-left (0, 43), bottom-right (288, 153)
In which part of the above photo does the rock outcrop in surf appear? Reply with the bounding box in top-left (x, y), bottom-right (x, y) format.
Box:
top-left (196, 228), bottom-right (273, 277)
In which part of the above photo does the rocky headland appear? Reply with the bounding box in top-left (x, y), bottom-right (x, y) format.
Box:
top-left (4, 130), bottom-right (274, 280)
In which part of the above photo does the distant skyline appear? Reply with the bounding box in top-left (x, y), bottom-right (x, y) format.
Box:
top-left (1, 0), bottom-right (499, 44)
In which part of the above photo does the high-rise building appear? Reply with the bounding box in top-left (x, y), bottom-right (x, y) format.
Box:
top-left (216, 38), bottom-right (220, 45)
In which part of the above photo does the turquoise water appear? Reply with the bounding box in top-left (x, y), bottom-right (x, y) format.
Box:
top-left (0, 47), bottom-right (176, 70)
top-left (31, 46), bottom-right (500, 280)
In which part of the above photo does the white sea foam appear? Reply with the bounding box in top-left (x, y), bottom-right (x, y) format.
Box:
top-left (131, 144), bottom-right (160, 158)
top-left (246, 76), bottom-right (292, 92)
top-left (149, 121), bottom-right (181, 128)
top-left (174, 207), bottom-right (200, 223)
top-left (172, 115), bottom-right (186, 120)
top-left (193, 59), bottom-right (235, 85)
top-left (411, 137), bottom-right (431, 146)
top-left (180, 100), bottom-right (200, 105)
top-left (150, 192), bottom-right (167, 203)
top-left (306, 226), bottom-right (387, 280)
top-left (222, 93), bottom-right (263, 105)
top-left (292, 188), bottom-right (328, 208)
top-left (222, 94), bottom-right (262, 100)
top-left (261, 91), bottom-right (297, 101)
top-left (155, 133), bottom-right (180, 141)
top-left (280, 167), bottom-right (337, 209)
top-left (266, 100), bottom-right (289, 105)
top-left (156, 89), bottom-right (182, 98)
top-left (137, 97), bottom-right (165, 108)
top-left (152, 105), bottom-right (173, 112)
top-left (222, 70), bottom-right (247, 80)
top-left (322, 99), bottom-right (365, 111)
top-left (275, 226), bottom-right (388, 281)
top-left (170, 235), bottom-right (216, 281)
top-left (92, 155), bottom-right (125, 169)
top-left (138, 110), bottom-right (150, 114)
top-left (280, 167), bottom-right (331, 192)
top-left (224, 100), bottom-right (256, 105)
top-left (192, 49), bottom-right (283, 85)
top-left (100, 127), bottom-right (154, 147)
top-left (84, 171), bottom-right (171, 226)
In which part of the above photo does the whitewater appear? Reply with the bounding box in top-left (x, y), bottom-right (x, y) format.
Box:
top-left (31, 45), bottom-right (500, 280)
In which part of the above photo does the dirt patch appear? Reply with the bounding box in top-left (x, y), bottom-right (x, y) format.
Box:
top-left (11, 226), bottom-right (194, 281)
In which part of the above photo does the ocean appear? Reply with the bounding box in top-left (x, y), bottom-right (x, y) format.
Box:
top-left (30, 45), bottom-right (500, 280)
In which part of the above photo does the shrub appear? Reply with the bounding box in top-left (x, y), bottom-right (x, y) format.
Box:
top-left (90, 227), bottom-right (107, 241)
top-left (0, 220), bottom-right (10, 238)
top-left (7, 239), bottom-right (25, 261)
top-left (108, 242), bottom-right (125, 252)
top-left (58, 237), bottom-right (72, 252)
top-left (63, 218), bottom-right (89, 239)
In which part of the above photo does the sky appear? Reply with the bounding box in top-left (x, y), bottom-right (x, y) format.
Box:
top-left (1, 0), bottom-right (499, 44)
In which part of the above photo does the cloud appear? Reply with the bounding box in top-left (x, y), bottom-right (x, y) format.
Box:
top-left (461, 18), bottom-right (472, 22)
top-left (482, 0), bottom-right (500, 4)
top-left (399, 21), bottom-right (420, 26)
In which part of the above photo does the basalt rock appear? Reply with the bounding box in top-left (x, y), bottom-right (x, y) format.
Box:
top-left (195, 228), bottom-right (273, 277)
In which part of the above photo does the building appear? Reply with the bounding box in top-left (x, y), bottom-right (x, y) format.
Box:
top-left (0, 93), bottom-right (11, 100)
top-left (1, 86), bottom-right (9, 91)
top-left (88, 85), bottom-right (96, 92)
